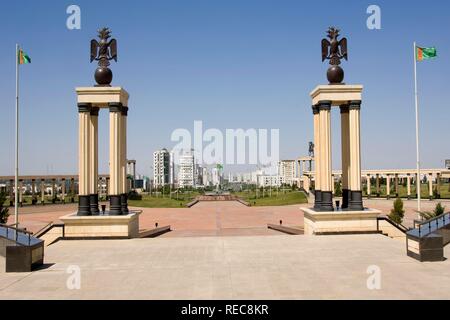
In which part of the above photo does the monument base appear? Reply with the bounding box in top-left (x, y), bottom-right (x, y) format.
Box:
top-left (301, 208), bottom-right (381, 236)
top-left (60, 212), bottom-right (140, 239)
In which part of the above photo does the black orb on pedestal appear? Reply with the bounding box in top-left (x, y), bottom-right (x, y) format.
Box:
top-left (95, 67), bottom-right (113, 86)
top-left (327, 65), bottom-right (344, 84)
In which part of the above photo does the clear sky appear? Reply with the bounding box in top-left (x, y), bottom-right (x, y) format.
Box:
top-left (0, 0), bottom-right (448, 177)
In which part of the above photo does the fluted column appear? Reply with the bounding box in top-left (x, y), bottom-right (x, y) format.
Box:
top-left (312, 105), bottom-right (321, 209)
top-left (407, 174), bottom-right (411, 200)
top-left (395, 174), bottom-right (399, 197)
top-left (340, 104), bottom-right (350, 209)
top-left (386, 175), bottom-right (391, 199)
top-left (429, 173), bottom-right (433, 200)
top-left (89, 107), bottom-right (100, 215)
top-left (41, 179), bottom-right (45, 205)
top-left (120, 107), bottom-right (129, 215)
top-left (376, 174), bottom-right (380, 197)
top-left (367, 175), bottom-right (372, 198)
top-left (61, 179), bottom-right (66, 204)
top-left (318, 101), bottom-right (333, 211)
top-left (78, 103), bottom-right (92, 216)
top-left (348, 101), bottom-right (363, 210)
top-left (109, 103), bottom-right (123, 215)
top-left (436, 173), bottom-right (441, 199)
top-left (19, 180), bottom-right (23, 207)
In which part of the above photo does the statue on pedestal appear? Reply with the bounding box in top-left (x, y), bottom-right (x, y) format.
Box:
top-left (321, 27), bottom-right (348, 84)
top-left (90, 27), bottom-right (118, 86)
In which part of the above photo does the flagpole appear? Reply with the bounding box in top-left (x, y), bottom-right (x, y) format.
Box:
top-left (414, 41), bottom-right (422, 215)
top-left (15, 44), bottom-right (19, 228)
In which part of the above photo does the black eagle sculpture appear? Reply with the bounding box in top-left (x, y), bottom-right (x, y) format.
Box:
top-left (90, 27), bottom-right (118, 86)
top-left (321, 27), bottom-right (348, 84)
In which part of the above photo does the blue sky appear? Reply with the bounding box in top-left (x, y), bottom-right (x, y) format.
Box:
top-left (0, 0), bottom-right (448, 177)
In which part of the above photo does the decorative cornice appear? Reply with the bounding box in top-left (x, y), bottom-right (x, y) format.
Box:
top-left (317, 100), bottom-right (332, 111)
top-left (109, 102), bottom-right (123, 113)
top-left (349, 100), bottom-right (362, 110)
top-left (78, 103), bottom-right (92, 113)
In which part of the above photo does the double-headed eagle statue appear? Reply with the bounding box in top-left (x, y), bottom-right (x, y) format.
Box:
top-left (321, 27), bottom-right (348, 84)
top-left (90, 27), bottom-right (117, 86)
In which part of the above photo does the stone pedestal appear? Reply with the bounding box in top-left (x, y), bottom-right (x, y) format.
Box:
top-left (302, 208), bottom-right (381, 235)
top-left (60, 212), bottom-right (140, 239)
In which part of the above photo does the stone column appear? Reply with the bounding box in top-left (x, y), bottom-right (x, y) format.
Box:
top-left (395, 174), bottom-right (399, 197)
top-left (9, 180), bottom-right (14, 207)
top-left (348, 101), bottom-right (363, 211)
top-left (121, 107), bottom-right (129, 215)
top-left (318, 101), bottom-right (333, 211)
top-left (407, 174), bottom-right (411, 200)
top-left (70, 178), bottom-right (75, 203)
top-left (312, 105), bottom-right (321, 209)
top-left (109, 103), bottom-right (123, 215)
top-left (61, 179), bottom-right (66, 204)
top-left (41, 179), bottom-right (45, 205)
top-left (386, 175), bottom-right (391, 199)
top-left (340, 104), bottom-right (350, 209)
top-left (436, 173), bottom-right (441, 199)
top-left (89, 107), bottom-right (100, 215)
top-left (19, 180), bottom-right (23, 207)
top-left (51, 179), bottom-right (56, 203)
top-left (429, 173), bottom-right (433, 200)
top-left (31, 179), bottom-right (36, 204)
top-left (376, 174), bottom-right (380, 197)
top-left (367, 175), bottom-right (372, 198)
top-left (78, 103), bottom-right (92, 216)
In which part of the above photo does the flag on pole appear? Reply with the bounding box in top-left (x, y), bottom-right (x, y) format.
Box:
top-left (416, 46), bottom-right (437, 62)
top-left (18, 49), bottom-right (31, 65)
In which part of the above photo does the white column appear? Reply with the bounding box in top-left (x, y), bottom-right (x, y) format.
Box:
top-left (407, 174), bottom-right (412, 199)
top-left (341, 105), bottom-right (350, 208)
top-left (367, 175), bottom-right (371, 197)
top-left (89, 107), bottom-right (100, 215)
top-left (429, 173), bottom-right (433, 199)
top-left (78, 104), bottom-right (91, 215)
top-left (386, 175), bottom-right (391, 198)
top-left (348, 101), bottom-right (363, 210)
top-left (109, 103), bottom-right (123, 215)
top-left (313, 106), bottom-right (321, 192)
top-left (318, 101), bottom-right (333, 211)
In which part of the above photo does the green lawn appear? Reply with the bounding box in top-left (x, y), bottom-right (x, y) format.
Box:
top-left (234, 191), bottom-right (308, 207)
top-left (128, 193), bottom-right (199, 208)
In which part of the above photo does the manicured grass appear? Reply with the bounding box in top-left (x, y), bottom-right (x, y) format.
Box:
top-left (128, 193), bottom-right (199, 208)
top-left (235, 191), bottom-right (308, 207)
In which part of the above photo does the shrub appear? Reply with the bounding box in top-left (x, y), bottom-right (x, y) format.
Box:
top-left (128, 190), bottom-right (142, 201)
top-left (420, 203), bottom-right (446, 221)
top-left (389, 198), bottom-right (405, 224)
top-left (0, 192), bottom-right (10, 224)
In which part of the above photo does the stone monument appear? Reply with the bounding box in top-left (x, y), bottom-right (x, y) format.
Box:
top-left (301, 27), bottom-right (381, 235)
top-left (60, 28), bottom-right (139, 239)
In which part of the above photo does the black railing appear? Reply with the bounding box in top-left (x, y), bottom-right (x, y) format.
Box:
top-left (408, 212), bottom-right (450, 238)
top-left (0, 224), bottom-right (36, 246)
top-left (377, 217), bottom-right (410, 234)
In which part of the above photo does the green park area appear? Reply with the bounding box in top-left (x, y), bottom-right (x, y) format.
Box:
top-left (234, 190), bottom-right (309, 207)
top-left (128, 192), bottom-right (200, 208)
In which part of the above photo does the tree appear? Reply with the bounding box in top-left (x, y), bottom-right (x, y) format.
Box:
top-left (0, 192), bottom-right (10, 224)
top-left (389, 198), bottom-right (405, 224)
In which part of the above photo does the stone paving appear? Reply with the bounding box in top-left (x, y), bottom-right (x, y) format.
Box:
top-left (1, 234), bottom-right (450, 299)
top-left (12, 198), bottom-right (450, 236)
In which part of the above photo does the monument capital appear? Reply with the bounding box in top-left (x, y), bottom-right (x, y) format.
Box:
top-left (310, 84), bottom-right (363, 106)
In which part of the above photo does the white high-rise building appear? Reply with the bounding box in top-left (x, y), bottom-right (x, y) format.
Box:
top-left (211, 168), bottom-right (223, 187)
top-left (278, 160), bottom-right (298, 186)
top-left (153, 149), bottom-right (174, 188)
top-left (178, 152), bottom-right (195, 188)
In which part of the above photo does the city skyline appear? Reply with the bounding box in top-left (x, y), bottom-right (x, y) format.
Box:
top-left (0, 1), bottom-right (449, 177)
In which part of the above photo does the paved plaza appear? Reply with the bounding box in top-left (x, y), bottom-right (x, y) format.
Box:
top-left (15, 199), bottom-right (450, 236)
top-left (1, 234), bottom-right (450, 300)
